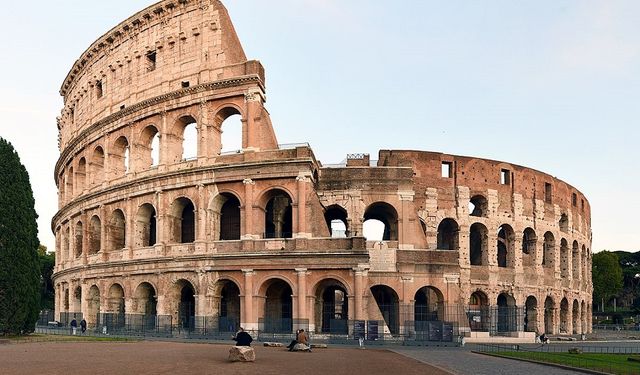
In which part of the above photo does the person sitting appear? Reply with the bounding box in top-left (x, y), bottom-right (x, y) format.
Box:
top-left (233, 327), bottom-right (253, 346)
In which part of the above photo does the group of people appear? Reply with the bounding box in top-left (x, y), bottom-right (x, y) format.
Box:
top-left (69, 319), bottom-right (87, 335)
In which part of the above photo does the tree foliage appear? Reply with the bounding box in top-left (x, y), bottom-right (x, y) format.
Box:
top-left (592, 251), bottom-right (623, 308)
top-left (0, 138), bottom-right (40, 335)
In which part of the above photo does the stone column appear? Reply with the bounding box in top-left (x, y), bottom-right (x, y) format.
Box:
top-left (242, 179), bottom-right (255, 239)
top-left (242, 269), bottom-right (256, 331)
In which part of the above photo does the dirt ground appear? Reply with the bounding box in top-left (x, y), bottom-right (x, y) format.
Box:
top-left (0, 340), bottom-right (451, 375)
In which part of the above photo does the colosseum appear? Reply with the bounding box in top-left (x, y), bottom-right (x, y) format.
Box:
top-left (52, 0), bottom-right (592, 343)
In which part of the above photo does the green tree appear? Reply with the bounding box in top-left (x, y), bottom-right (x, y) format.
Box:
top-left (0, 137), bottom-right (40, 335)
top-left (38, 245), bottom-right (55, 310)
top-left (592, 250), bottom-right (623, 312)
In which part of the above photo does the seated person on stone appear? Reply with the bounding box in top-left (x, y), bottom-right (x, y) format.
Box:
top-left (233, 327), bottom-right (253, 346)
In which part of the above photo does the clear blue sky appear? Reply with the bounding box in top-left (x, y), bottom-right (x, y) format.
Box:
top-left (1, 0), bottom-right (638, 252)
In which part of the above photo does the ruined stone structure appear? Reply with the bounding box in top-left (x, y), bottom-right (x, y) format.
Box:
top-left (52, 0), bottom-right (592, 341)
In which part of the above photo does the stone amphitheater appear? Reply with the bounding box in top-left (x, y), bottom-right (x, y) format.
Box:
top-left (52, 0), bottom-right (592, 342)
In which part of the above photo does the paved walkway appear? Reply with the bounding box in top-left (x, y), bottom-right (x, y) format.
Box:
top-left (392, 347), bottom-right (585, 375)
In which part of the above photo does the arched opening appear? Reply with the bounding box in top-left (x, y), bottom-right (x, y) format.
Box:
top-left (468, 291), bottom-right (489, 331)
top-left (543, 232), bottom-right (555, 267)
top-left (177, 281), bottom-right (196, 330)
top-left (179, 116), bottom-right (198, 160)
top-left (324, 205), bottom-right (348, 238)
top-left (219, 194), bottom-right (241, 241)
top-left (470, 223), bottom-right (488, 266)
top-left (76, 157), bottom-right (86, 193)
top-left (217, 107), bottom-right (243, 154)
top-left (133, 282), bottom-right (157, 331)
top-left (525, 296), bottom-right (537, 332)
top-left (497, 224), bottom-right (515, 268)
top-left (469, 195), bottom-right (488, 217)
top-left (436, 218), bottom-right (459, 250)
top-left (572, 300), bottom-right (579, 334)
top-left (544, 296), bottom-right (555, 334)
top-left (74, 221), bottom-right (83, 258)
top-left (89, 215), bottom-right (101, 254)
top-left (414, 286), bottom-right (444, 334)
top-left (169, 197), bottom-right (195, 243)
top-left (572, 241), bottom-right (580, 279)
top-left (522, 228), bottom-right (536, 267)
top-left (107, 284), bottom-right (125, 330)
top-left (218, 280), bottom-right (241, 333)
top-left (559, 213), bottom-right (569, 232)
top-left (112, 136), bottom-right (129, 176)
top-left (497, 293), bottom-right (517, 333)
top-left (264, 190), bottom-right (293, 239)
top-left (560, 297), bottom-right (569, 334)
top-left (314, 279), bottom-right (349, 334)
top-left (263, 279), bottom-right (293, 333)
top-left (87, 285), bottom-right (100, 328)
top-left (107, 209), bottom-right (126, 251)
top-left (135, 203), bottom-right (157, 247)
top-left (92, 146), bottom-right (105, 185)
top-left (370, 285), bottom-right (399, 335)
top-left (363, 202), bottom-right (398, 241)
top-left (560, 239), bottom-right (569, 278)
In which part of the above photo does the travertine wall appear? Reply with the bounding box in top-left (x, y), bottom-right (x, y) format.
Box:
top-left (52, 0), bottom-right (592, 338)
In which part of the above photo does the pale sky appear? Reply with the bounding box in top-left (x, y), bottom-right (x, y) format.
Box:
top-left (1, 1), bottom-right (638, 253)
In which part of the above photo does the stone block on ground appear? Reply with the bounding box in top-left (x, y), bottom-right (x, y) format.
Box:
top-left (228, 346), bottom-right (255, 362)
top-left (263, 342), bottom-right (284, 347)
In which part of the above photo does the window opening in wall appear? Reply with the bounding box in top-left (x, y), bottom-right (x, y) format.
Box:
top-left (441, 161), bottom-right (452, 178)
top-left (181, 81), bottom-right (190, 88)
top-left (96, 80), bottom-right (103, 98)
top-left (572, 193), bottom-right (577, 207)
top-left (544, 183), bottom-right (552, 203)
top-left (146, 51), bottom-right (157, 71)
top-left (500, 169), bottom-right (510, 185)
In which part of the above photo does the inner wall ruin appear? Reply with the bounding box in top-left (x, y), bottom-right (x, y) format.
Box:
top-left (52, 0), bottom-right (592, 341)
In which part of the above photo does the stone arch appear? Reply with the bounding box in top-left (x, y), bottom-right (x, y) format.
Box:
top-left (363, 202), bottom-right (399, 241)
top-left (87, 285), bottom-right (101, 328)
top-left (470, 222), bottom-right (488, 266)
top-left (524, 296), bottom-right (538, 333)
top-left (522, 227), bottom-right (536, 267)
top-left (437, 218), bottom-right (459, 250)
top-left (497, 224), bottom-right (515, 268)
top-left (469, 194), bottom-right (488, 217)
top-left (259, 278), bottom-right (294, 333)
top-left (543, 231), bottom-right (555, 268)
top-left (560, 297), bottom-right (569, 334)
top-left (106, 209), bottom-right (126, 251)
top-left (139, 124), bottom-right (160, 168)
top-left (497, 293), bottom-right (517, 333)
top-left (370, 284), bottom-right (400, 335)
top-left (560, 238), bottom-right (570, 278)
top-left (468, 290), bottom-right (490, 331)
top-left (544, 296), bottom-right (555, 334)
top-left (74, 220), bottom-right (83, 258)
top-left (135, 203), bottom-right (157, 248)
top-left (210, 192), bottom-right (241, 241)
top-left (324, 204), bottom-right (348, 238)
top-left (89, 215), bottom-right (101, 254)
top-left (313, 278), bottom-right (349, 333)
top-left (111, 135), bottom-right (129, 176)
top-left (214, 106), bottom-right (243, 154)
top-left (260, 188), bottom-right (293, 239)
top-left (76, 157), bottom-right (87, 192)
top-left (169, 197), bottom-right (196, 243)
top-left (91, 146), bottom-right (105, 185)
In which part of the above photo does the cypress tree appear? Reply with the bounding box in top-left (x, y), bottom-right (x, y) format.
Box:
top-left (0, 137), bottom-right (40, 335)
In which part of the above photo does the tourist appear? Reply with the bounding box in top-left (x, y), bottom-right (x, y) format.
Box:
top-left (70, 318), bottom-right (78, 335)
top-left (233, 327), bottom-right (253, 346)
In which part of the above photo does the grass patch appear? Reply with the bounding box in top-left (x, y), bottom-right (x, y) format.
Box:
top-left (491, 351), bottom-right (640, 374)
top-left (4, 334), bottom-right (137, 344)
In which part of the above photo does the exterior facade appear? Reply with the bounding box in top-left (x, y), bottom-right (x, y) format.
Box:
top-left (52, 0), bottom-right (592, 341)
